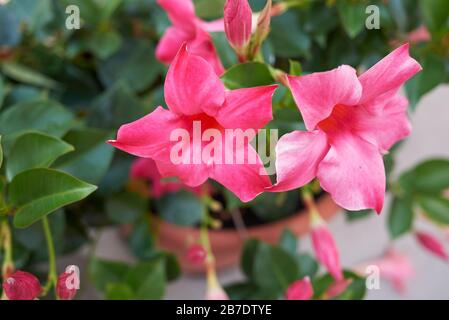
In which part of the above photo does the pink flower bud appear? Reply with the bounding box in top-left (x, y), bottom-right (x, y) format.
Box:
top-left (325, 279), bottom-right (352, 299)
top-left (186, 244), bottom-right (207, 265)
top-left (56, 271), bottom-right (78, 300)
top-left (2, 270), bottom-right (41, 300)
top-left (416, 231), bottom-right (449, 260)
top-left (224, 0), bottom-right (252, 53)
top-left (285, 277), bottom-right (313, 300)
top-left (311, 221), bottom-right (343, 281)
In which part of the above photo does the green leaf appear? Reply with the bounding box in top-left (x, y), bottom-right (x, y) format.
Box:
top-left (194, 0), bottom-right (225, 19)
top-left (0, 75), bottom-right (4, 109)
top-left (253, 243), bottom-right (299, 294)
top-left (0, 136), bottom-right (3, 169)
top-left (86, 30), bottom-right (122, 59)
top-left (1, 62), bottom-right (58, 90)
top-left (98, 39), bottom-right (159, 92)
top-left (279, 229), bottom-right (297, 255)
top-left (420, 0), bottom-right (449, 33)
top-left (337, 0), bottom-right (367, 38)
top-left (225, 282), bottom-right (259, 300)
top-left (11, 168), bottom-right (97, 228)
top-left (221, 62), bottom-right (274, 89)
top-left (418, 195), bottom-right (449, 225)
top-left (405, 54), bottom-right (446, 108)
top-left (296, 253), bottom-right (318, 279)
top-left (105, 283), bottom-right (134, 300)
top-left (89, 257), bottom-right (130, 291)
top-left (128, 220), bottom-right (156, 260)
top-left (106, 192), bottom-right (146, 224)
top-left (289, 60), bottom-right (302, 76)
top-left (241, 239), bottom-right (260, 278)
top-left (345, 209), bottom-right (373, 221)
top-left (7, 132), bottom-right (74, 180)
top-left (53, 128), bottom-right (115, 184)
top-left (124, 260), bottom-right (166, 299)
top-left (156, 190), bottom-right (204, 226)
top-left (388, 197), bottom-right (414, 239)
top-left (0, 5), bottom-right (21, 46)
top-left (412, 159), bottom-right (449, 193)
top-left (0, 99), bottom-right (75, 151)
top-left (210, 32), bottom-right (237, 69)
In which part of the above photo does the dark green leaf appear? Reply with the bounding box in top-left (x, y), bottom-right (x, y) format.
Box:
top-left (128, 220), bottom-right (156, 260)
top-left (241, 239), bottom-right (260, 279)
top-left (337, 0), bottom-right (367, 38)
top-left (1, 62), bottom-right (58, 90)
top-left (105, 283), bottom-right (134, 300)
top-left (89, 257), bottom-right (130, 291)
top-left (296, 253), bottom-right (319, 279)
top-left (156, 190), bottom-right (204, 226)
top-left (54, 128), bottom-right (115, 184)
top-left (225, 282), bottom-right (259, 300)
top-left (221, 62), bottom-right (274, 89)
top-left (413, 159), bottom-right (449, 193)
top-left (11, 168), bottom-right (97, 228)
top-left (345, 209), bottom-right (373, 221)
top-left (279, 229), bottom-right (297, 255)
top-left (124, 260), bottom-right (166, 299)
top-left (420, 0), bottom-right (449, 33)
top-left (418, 195), bottom-right (449, 225)
top-left (0, 99), bottom-right (75, 151)
top-left (0, 5), bottom-right (21, 46)
top-left (106, 192), bottom-right (146, 224)
top-left (0, 135), bottom-right (2, 169)
top-left (388, 197), bottom-right (414, 239)
top-left (7, 132), bottom-right (74, 180)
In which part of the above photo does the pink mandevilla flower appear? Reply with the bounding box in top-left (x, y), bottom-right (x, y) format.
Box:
top-left (311, 220), bottom-right (343, 281)
top-left (2, 270), bottom-right (41, 300)
top-left (109, 44), bottom-right (277, 202)
top-left (131, 157), bottom-right (208, 198)
top-left (156, 0), bottom-right (225, 75)
top-left (224, 0), bottom-right (253, 53)
top-left (285, 277), bottom-right (313, 300)
top-left (416, 231), bottom-right (449, 260)
top-left (271, 43), bottom-right (422, 213)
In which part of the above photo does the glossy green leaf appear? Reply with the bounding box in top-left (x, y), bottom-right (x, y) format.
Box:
top-left (1, 62), bottom-right (58, 90)
top-left (11, 168), bottom-right (97, 228)
top-left (253, 243), bottom-right (299, 293)
top-left (54, 128), bottom-right (115, 184)
top-left (7, 132), bottom-right (74, 180)
top-left (418, 195), bottom-right (449, 225)
top-left (388, 197), bottom-right (414, 239)
top-left (412, 159), bottom-right (449, 193)
top-left (0, 99), bottom-right (75, 150)
top-left (337, 0), bottom-right (367, 38)
top-left (89, 257), bottom-right (130, 291)
top-left (221, 62), bottom-right (274, 89)
top-left (156, 190), bottom-right (204, 226)
top-left (124, 260), bottom-right (166, 299)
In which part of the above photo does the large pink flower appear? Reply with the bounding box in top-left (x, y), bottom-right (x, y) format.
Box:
top-left (271, 44), bottom-right (422, 213)
top-left (156, 0), bottom-right (225, 75)
top-left (109, 44), bottom-right (277, 202)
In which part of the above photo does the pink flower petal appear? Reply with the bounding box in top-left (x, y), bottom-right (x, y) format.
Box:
top-left (188, 28), bottom-right (225, 76)
top-left (224, 0), bottom-right (253, 49)
top-left (157, 0), bottom-right (196, 32)
top-left (311, 224), bottom-right (343, 282)
top-left (216, 85), bottom-right (278, 130)
top-left (164, 44), bottom-right (225, 116)
top-left (210, 145), bottom-right (271, 202)
top-left (287, 65), bottom-right (362, 131)
top-left (317, 130), bottom-right (385, 213)
top-left (416, 231), bottom-right (449, 260)
top-left (358, 43), bottom-right (422, 104)
top-left (200, 18), bottom-right (225, 33)
top-left (155, 158), bottom-right (209, 188)
top-left (108, 107), bottom-right (188, 161)
top-left (353, 94), bottom-right (411, 152)
top-left (270, 130), bottom-right (329, 192)
top-left (156, 26), bottom-right (192, 64)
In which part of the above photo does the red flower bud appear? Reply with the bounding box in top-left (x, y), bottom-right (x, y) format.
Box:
top-left (56, 271), bottom-right (78, 300)
top-left (186, 244), bottom-right (207, 265)
top-left (416, 231), bottom-right (449, 260)
top-left (285, 277), bottom-right (313, 300)
top-left (2, 270), bottom-right (41, 300)
top-left (224, 0), bottom-right (252, 55)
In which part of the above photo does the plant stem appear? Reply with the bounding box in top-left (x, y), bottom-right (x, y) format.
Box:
top-left (42, 216), bottom-right (57, 297)
top-left (300, 187), bottom-right (322, 224)
top-left (1, 220), bottom-right (14, 300)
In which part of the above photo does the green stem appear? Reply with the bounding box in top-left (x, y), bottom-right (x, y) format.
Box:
top-left (300, 187), bottom-right (322, 224)
top-left (42, 216), bottom-right (57, 297)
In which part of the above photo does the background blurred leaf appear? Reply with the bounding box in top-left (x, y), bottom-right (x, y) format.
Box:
top-left (411, 159), bottom-right (449, 193)
top-left (11, 168), bottom-right (97, 228)
top-left (1, 62), bottom-right (58, 90)
top-left (54, 128), bottom-right (115, 184)
top-left (0, 5), bottom-right (21, 46)
top-left (156, 190), bottom-right (204, 226)
top-left (337, 0), bottom-right (368, 38)
top-left (418, 196), bottom-right (449, 225)
top-left (97, 40), bottom-right (160, 93)
top-left (388, 196), bottom-right (414, 239)
top-left (106, 192), bottom-right (146, 224)
top-left (6, 132), bottom-right (74, 181)
top-left (420, 0), bottom-right (449, 33)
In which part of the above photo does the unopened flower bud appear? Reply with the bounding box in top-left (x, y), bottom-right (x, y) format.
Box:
top-left (2, 270), bottom-right (41, 300)
top-left (186, 244), bottom-right (207, 265)
top-left (285, 277), bottom-right (313, 300)
top-left (56, 271), bottom-right (79, 300)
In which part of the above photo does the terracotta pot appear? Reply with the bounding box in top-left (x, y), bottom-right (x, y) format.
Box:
top-left (155, 194), bottom-right (340, 273)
